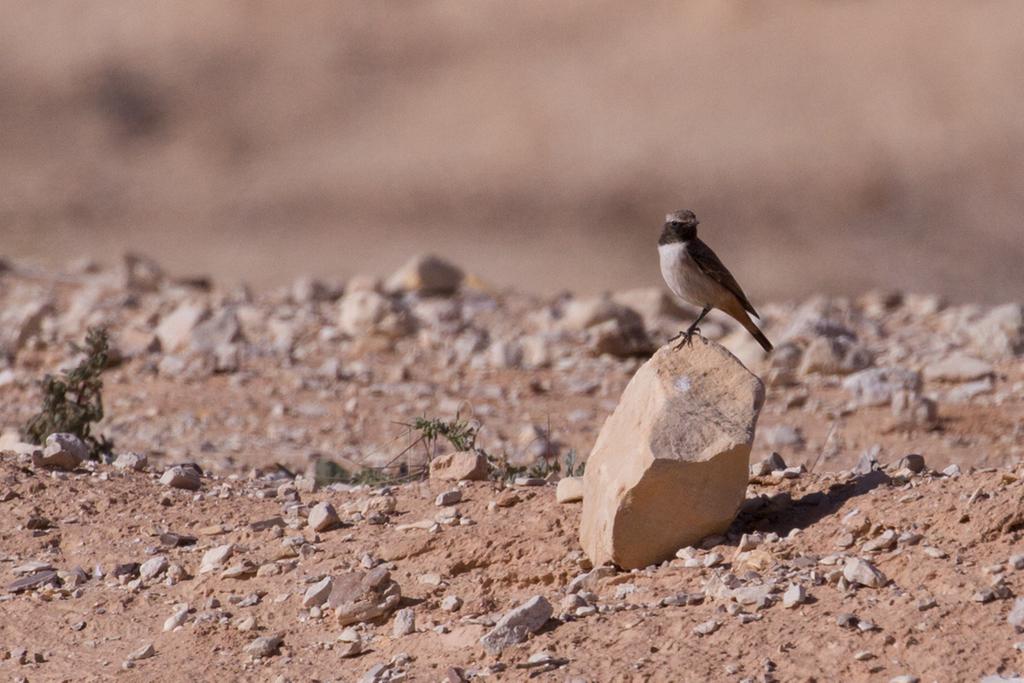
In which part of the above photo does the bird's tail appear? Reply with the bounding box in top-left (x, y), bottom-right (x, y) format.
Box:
top-left (748, 325), bottom-right (773, 353)
top-left (726, 303), bottom-right (773, 353)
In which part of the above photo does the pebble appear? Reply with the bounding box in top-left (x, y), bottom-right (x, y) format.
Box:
top-left (163, 605), bottom-right (190, 632)
top-left (139, 555), bottom-right (168, 580)
top-left (495, 492), bottom-right (520, 508)
top-left (127, 643), bottom-right (156, 662)
top-left (923, 354), bottom-right (993, 382)
top-left (441, 595), bottom-right (463, 612)
top-left (556, 476), bottom-right (584, 504)
top-left (245, 635), bottom-right (283, 658)
top-left (199, 544), bottom-right (234, 574)
top-left (236, 616), bottom-right (257, 632)
top-left (836, 613), bottom-right (859, 629)
top-left (1007, 598), bottom-right (1024, 632)
top-left (160, 465), bottom-right (201, 491)
top-left (302, 577), bottom-right (333, 608)
top-left (843, 557), bottom-right (888, 588)
top-left (32, 433), bottom-right (88, 471)
top-left (307, 502), bottom-right (340, 532)
top-left (480, 596), bottom-right (553, 654)
top-left (782, 584), bottom-right (806, 609)
top-left (897, 453), bottom-right (926, 473)
top-left (703, 552), bottom-right (724, 568)
top-left (435, 489), bottom-right (462, 506)
top-left (393, 607), bottom-right (416, 637)
top-left (751, 452), bottom-right (787, 476)
top-left (693, 618), bottom-right (721, 636)
top-left (113, 452), bottom-right (148, 471)
top-left (863, 529), bottom-right (898, 553)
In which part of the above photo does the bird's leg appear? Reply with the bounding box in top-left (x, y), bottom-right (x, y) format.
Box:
top-left (672, 305), bottom-right (711, 349)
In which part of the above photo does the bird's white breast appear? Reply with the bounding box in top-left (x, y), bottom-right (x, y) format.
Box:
top-left (658, 241), bottom-right (725, 308)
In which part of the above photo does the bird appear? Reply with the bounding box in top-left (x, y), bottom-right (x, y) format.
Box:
top-left (658, 209), bottom-right (773, 352)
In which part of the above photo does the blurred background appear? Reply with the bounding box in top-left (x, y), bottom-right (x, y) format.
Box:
top-left (3, 1), bottom-right (1023, 302)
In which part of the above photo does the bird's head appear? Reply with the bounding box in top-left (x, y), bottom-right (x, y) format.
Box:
top-left (660, 209), bottom-right (699, 243)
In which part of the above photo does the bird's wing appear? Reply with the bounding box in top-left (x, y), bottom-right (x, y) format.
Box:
top-left (688, 238), bottom-right (760, 318)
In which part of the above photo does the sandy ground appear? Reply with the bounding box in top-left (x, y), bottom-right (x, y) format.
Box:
top-left (3, 461), bottom-right (1024, 682)
top-left (1, 256), bottom-right (1024, 681)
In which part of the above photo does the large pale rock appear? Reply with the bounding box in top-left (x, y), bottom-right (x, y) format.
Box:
top-left (580, 339), bottom-right (765, 570)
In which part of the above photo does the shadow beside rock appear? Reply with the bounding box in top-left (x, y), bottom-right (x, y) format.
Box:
top-left (733, 469), bottom-right (891, 539)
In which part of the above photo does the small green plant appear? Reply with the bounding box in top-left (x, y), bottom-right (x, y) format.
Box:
top-left (313, 458), bottom-right (352, 487)
top-left (409, 413), bottom-right (478, 455)
top-left (563, 449), bottom-right (585, 477)
top-left (315, 412), bottom-right (481, 488)
top-left (487, 452), bottom-right (525, 483)
top-left (23, 327), bottom-right (113, 459)
top-left (313, 458), bottom-right (406, 487)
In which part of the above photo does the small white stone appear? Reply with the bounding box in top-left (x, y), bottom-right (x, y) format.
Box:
top-left (393, 607), bottom-right (415, 637)
top-left (199, 544), bottom-right (233, 574)
top-left (160, 465), bottom-right (201, 491)
top-left (302, 577), bottom-right (333, 608)
top-left (440, 595), bottom-right (463, 612)
top-left (843, 557), bottom-right (888, 588)
top-left (693, 618), bottom-right (721, 636)
top-left (782, 584), bottom-right (806, 609)
top-left (139, 555), bottom-right (168, 580)
top-left (113, 452), bottom-right (148, 471)
top-left (338, 627), bottom-right (360, 643)
top-left (307, 502), bottom-right (340, 532)
top-left (163, 604), bottom-right (189, 632)
top-left (556, 477), bottom-right (584, 504)
top-left (127, 643), bottom-right (156, 662)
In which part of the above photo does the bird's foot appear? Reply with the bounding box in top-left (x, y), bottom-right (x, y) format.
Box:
top-left (671, 326), bottom-right (701, 350)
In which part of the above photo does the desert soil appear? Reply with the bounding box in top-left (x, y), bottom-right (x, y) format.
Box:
top-left (1, 255), bottom-right (1023, 682)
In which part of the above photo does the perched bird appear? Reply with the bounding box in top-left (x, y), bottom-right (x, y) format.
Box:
top-left (658, 209), bottom-right (773, 352)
